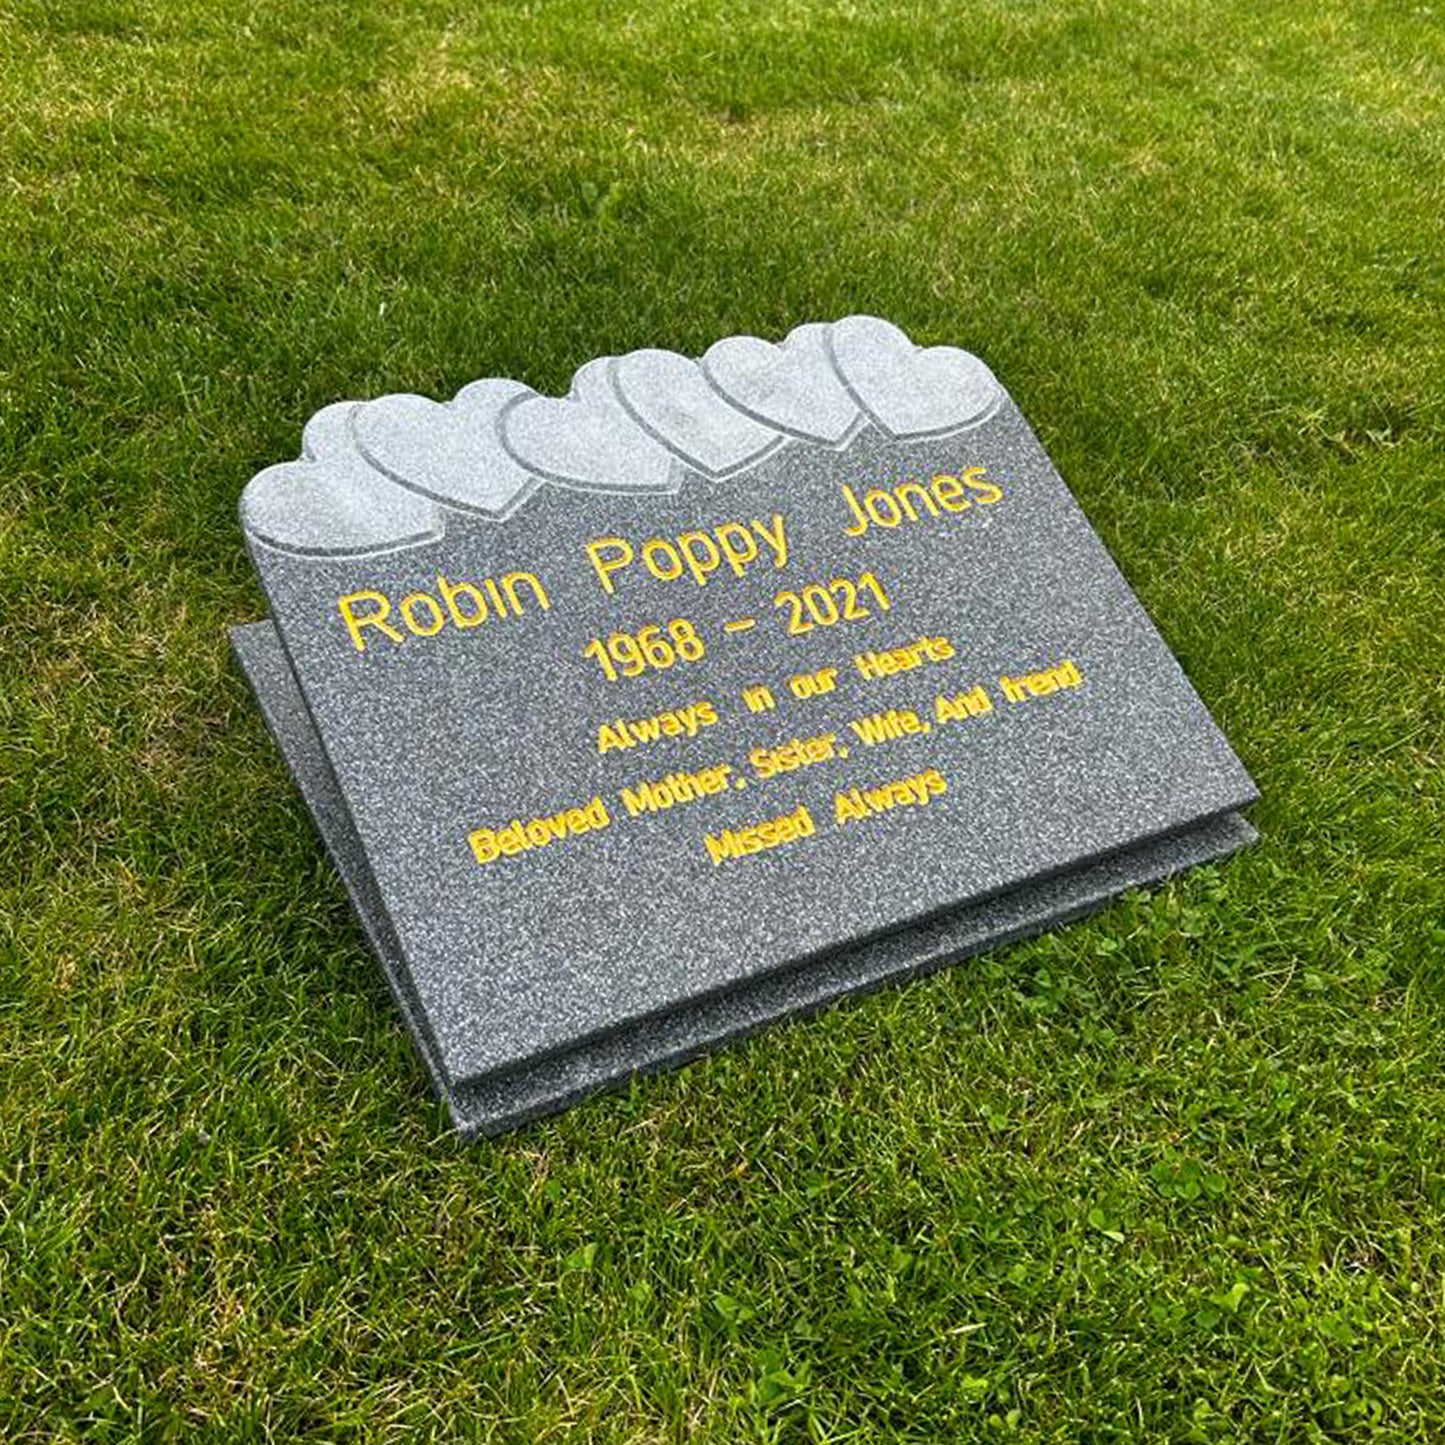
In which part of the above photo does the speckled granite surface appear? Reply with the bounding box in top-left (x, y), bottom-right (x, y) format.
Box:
top-left (233, 619), bottom-right (1254, 1136)
top-left (232, 317), bottom-right (1258, 1135)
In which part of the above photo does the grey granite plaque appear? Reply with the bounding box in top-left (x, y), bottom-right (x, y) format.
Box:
top-left (233, 316), bottom-right (1258, 1136)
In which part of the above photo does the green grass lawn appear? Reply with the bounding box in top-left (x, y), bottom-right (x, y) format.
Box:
top-left (3, 0), bottom-right (1444, 1438)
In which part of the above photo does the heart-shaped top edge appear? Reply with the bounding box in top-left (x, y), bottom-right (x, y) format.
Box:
top-left (241, 317), bottom-right (1005, 558)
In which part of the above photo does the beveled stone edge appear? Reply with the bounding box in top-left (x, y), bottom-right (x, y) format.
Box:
top-left (231, 617), bottom-right (1257, 1139)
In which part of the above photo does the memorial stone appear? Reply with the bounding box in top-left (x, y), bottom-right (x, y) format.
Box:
top-left (233, 316), bottom-right (1258, 1135)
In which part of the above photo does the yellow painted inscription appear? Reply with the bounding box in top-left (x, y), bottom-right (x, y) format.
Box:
top-left (339, 572), bottom-right (550, 653)
top-left (703, 804), bottom-right (816, 865)
top-left (596, 699), bottom-right (719, 754)
top-left (849, 708), bottom-right (930, 746)
top-left (585, 514), bottom-right (789, 595)
top-left (854, 635), bottom-right (955, 681)
top-left (619, 764), bottom-right (734, 817)
top-left (1000, 659), bottom-right (1083, 702)
top-left (834, 768), bottom-right (947, 824)
top-left (935, 685), bottom-right (994, 722)
top-left (840, 467), bottom-right (1003, 537)
top-left (468, 795), bottom-right (610, 866)
top-left (749, 733), bottom-right (842, 779)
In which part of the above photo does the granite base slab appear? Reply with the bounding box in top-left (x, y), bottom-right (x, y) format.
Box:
top-left (233, 619), bottom-right (1255, 1137)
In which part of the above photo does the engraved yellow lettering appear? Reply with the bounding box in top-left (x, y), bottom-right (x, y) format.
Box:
top-left (437, 574), bottom-right (488, 629)
top-left (597, 723), bottom-right (631, 754)
top-left (338, 590), bottom-right (405, 653)
top-left (586, 537), bottom-right (633, 594)
top-left (677, 531), bottom-right (722, 587)
top-left (961, 466), bottom-right (1004, 504)
top-left (752, 513), bottom-right (789, 569)
top-left (895, 481), bottom-right (940, 522)
top-left (931, 474), bottom-right (971, 512)
top-left (501, 570), bottom-right (551, 615)
top-left (840, 484), bottom-right (870, 536)
top-left (642, 539), bottom-right (684, 583)
top-left (714, 521), bottom-right (758, 578)
top-left (865, 490), bottom-right (902, 528)
top-left (400, 591), bottom-right (445, 637)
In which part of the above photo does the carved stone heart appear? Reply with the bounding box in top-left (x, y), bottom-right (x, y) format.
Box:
top-left (828, 315), bottom-right (1001, 439)
top-left (300, 400), bottom-right (371, 463)
top-left (569, 355), bottom-right (626, 410)
top-left (501, 359), bottom-right (679, 494)
top-left (241, 317), bottom-right (1008, 559)
top-left (241, 402), bottom-right (443, 557)
top-left (612, 349), bottom-right (782, 476)
top-left (701, 324), bottom-right (860, 444)
top-left (352, 380), bottom-right (540, 519)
